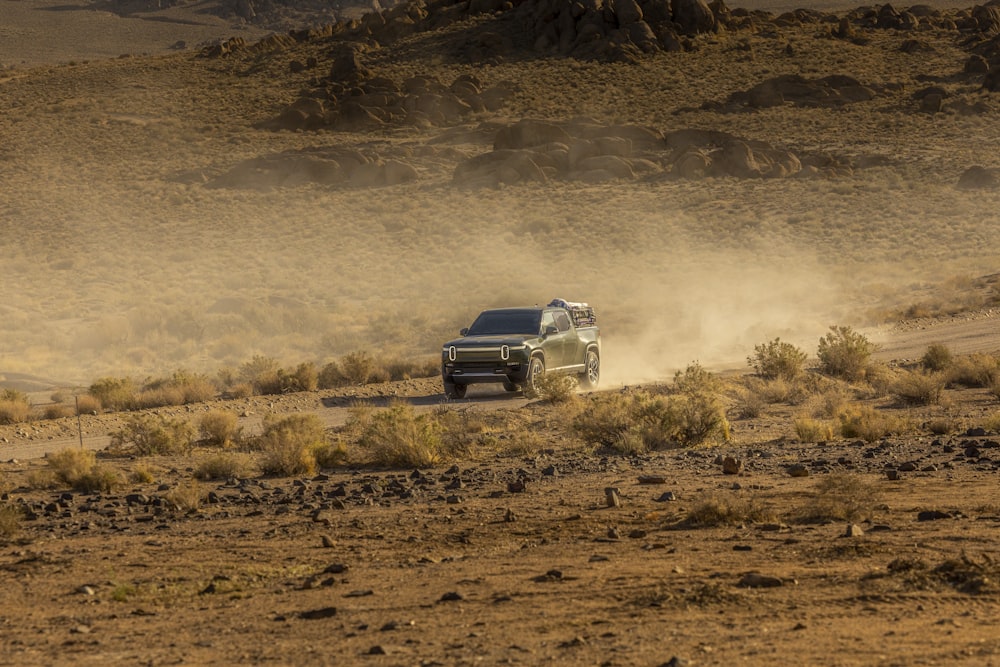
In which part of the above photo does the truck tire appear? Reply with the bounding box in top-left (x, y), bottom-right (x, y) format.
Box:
top-left (523, 356), bottom-right (545, 399)
top-left (503, 380), bottom-right (519, 392)
top-left (444, 381), bottom-right (467, 399)
top-left (578, 349), bottom-right (600, 390)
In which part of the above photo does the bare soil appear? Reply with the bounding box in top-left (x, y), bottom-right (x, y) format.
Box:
top-left (3, 0), bottom-right (1000, 664)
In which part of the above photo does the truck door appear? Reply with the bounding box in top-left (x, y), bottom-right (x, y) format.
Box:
top-left (554, 310), bottom-right (580, 369)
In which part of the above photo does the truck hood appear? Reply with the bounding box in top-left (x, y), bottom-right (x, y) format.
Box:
top-left (442, 334), bottom-right (536, 348)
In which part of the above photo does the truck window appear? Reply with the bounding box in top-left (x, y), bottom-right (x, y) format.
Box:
top-left (554, 312), bottom-right (571, 332)
top-left (540, 311), bottom-right (556, 333)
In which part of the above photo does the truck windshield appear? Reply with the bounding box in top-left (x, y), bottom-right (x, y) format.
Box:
top-left (467, 310), bottom-right (541, 336)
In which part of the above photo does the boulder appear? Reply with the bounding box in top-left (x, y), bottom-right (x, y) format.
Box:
top-left (957, 166), bottom-right (1000, 189)
top-left (494, 120), bottom-right (573, 149)
top-left (672, 0), bottom-right (717, 34)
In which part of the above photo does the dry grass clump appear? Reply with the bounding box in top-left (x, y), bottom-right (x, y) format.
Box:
top-left (129, 463), bottom-right (156, 484)
top-left (87, 377), bottom-right (138, 411)
top-left (978, 411), bottom-right (1000, 433)
top-left (198, 409), bottom-right (241, 447)
top-left (254, 413), bottom-right (326, 477)
top-left (41, 403), bottom-right (76, 420)
top-left (231, 356), bottom-right (319, 396)
top-left (817, 325), bottom-right (878, 382)
top-left (800, 473), bottom-right (881, 523)
top-left (194, 453), bottom-right (252, 480)
top-left (110, 414), bottom-right (196, 456)
top-left (747, 338), bottom-right (808, 381)
top-left (892, 369), bottom-right (945, 406)
top-left (921, 343), bottom-right (953, 372)
top-left (685, 491), bottom-right (774, 527)
top-left (532, 372), bottom-right (580, 404)
top-left (794, 417), bottom-right (834, 443)
top-left (0, 503), bottom-right (23, 539)
top-left (354, 404), bottom-right (445, 468)
top-left (164, 478), bottom-right (204, 512)
top-left (44, 448), bottom-right (122, 492)
top-left (319, 351), bottom-right (438, 389)
top-left (946, 353), bottom-right (1000, 388)
top-left (837, 405), bottom-right (908, 442)
top-left (135, 370), bottom-right (217, 408)
top-left (575, 366), bottom-right (730, 453)
top-left (0, 389), bottom-right (31, 425)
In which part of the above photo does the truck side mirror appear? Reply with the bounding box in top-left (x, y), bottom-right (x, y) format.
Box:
top-left (543, 325), bottom-right (558, 336)
top-left (460, 328), bottom-right (469, 336)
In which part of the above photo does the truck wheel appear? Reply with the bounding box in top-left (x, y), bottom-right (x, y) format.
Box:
top-left (579, 349), bottom-right (600, 390)
top-left (503, 381), bottom-right (519, 392)
top-left (523, 356), bottom-right (545, 399)
top-left (444, 381), bottom-right (467, 399)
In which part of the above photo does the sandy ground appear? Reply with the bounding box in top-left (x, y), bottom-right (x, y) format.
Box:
top-left (2, 0), bottom-right (1000, 664)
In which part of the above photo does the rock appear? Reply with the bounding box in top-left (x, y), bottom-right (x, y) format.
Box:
top-left (920, 93), bottom-right (943, 114)
top-left (844, 523), bottom-right (865, 537)
top-left (605, 487), bottom-right (622, 507)
top-left (786, 464), bottom-right (809, 477)
top-left (897, 461), bottom-right (918, 472)
top-left (638, 475), bottom-right (667, 484)
top-left (957, 166), bottom-right (1000, 190)
top-left (722, 456), bottom-right (743, 475)
top-left (494, 120), bottom-right (573, 150)
top-left (985, 69), bottom-right (1000, 93)
top-left (885, 469), bottom-right (900, 480)
top-left (654, 491), bottom-right (678, 502)
top-left (368, 645), bottom-right (389, 655)
top-left (965, 55), bottom-right (990, 74)
top-left (438, 591), bottom-right (464, 602)
top-left (320, 535), bottom-right (335, 548)
top-left (299, 606), bottom-right (338, 620)
top-left (672, 0), bottom-right (718, 35)
top-left (738, 572), bottom-right (783, 588)
top-left (917, 510), bottom-right (951, 521)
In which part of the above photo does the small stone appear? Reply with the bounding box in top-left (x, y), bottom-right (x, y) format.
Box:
top-left (368, 645), bottom-right (388, 655)
top-left (885, 469), bottom-right (900, 480)
top-left (321, 535), bottom-right (336, 548)
top-left (845, 523), bottom-right (865, 537)
top-left (607, 527), bottom-right (621, 540)
top-left (439, 591), bottom-right (464, 602)
top-left (507, 480), bottom-right (526, 493)
top-left (722, 456), bottom-right (743, 475)
top-left (605, 487), bottom-right (622, 508)
top-left (324, 563), bottom-right (348, 574)
top-left (660, 657), bottom-right (690, 667)
top-left (298, 606), bottom-right (338, 620)
top-left (738, 572), bottom-right (783, 588)
top-left (897, 461), bottom-right (918, 472)
top-left (504, 508), bottom-right (516, 523)
top-left (654, 491), bottom-right (677, 502)
top-left (786, 463), bottom-right (809, 477)
top-left (70, 625), bottom-right (92, 634)
top-left (78, 585), bottom-right (96, 596)
top-left (638, 475), bottom-right (667, 484)
top-left (628, 529), bottom-right (647, 539)
top-left (917, 510), bottom-right (951, 521)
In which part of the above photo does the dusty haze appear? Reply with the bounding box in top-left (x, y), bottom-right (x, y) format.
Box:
top-left (1, 0), bottom-right (998, 390)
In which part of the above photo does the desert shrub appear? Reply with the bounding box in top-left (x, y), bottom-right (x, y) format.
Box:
top-left (46, 448), bottom-right (122, 492)
top-left (946, 353), bottom-right (1000, 388)
top-left (925, 417), bottom-right (959, 435)
top-left (732, 383), bottom-right (765, 419)
top-left (42, 403), bottom-right (75, 420)
top-left (384, 357), bottom-right (440, 381)
top-left (129, 464), bottom-right (156, 484)
top-left (991, 377), bottom-right (1000, 403)
top-left (199, 410), bottom-right (240, 447)
top-left (255, 414), bottom-right (326, 476)
top-left (800, 473), bottom-right (880, 523)
top-left (533, 373), bottom-right (579, 404)
top-left (355, 404), bottom-right (444, 468)
top-left (0, 503), bottom-right (22, 538)
top-left (74, 394), bottom-right (102, 415)
top-left (748, 338), bottom-right (808, 381)
top-left (921, 343), bottom-right (953, 372)
top-left (686, 491), bottom-right (773, 527)
top-left (794, 417), bottom-right (834, 443)
top-left (137, 370), bottom-right (217, 408)
top-left (817, 325), bottom-right (877, 381)
top-left (863, 362), bottom-right (898, 399)
top-left (110, 414), bottom-right (196, 456)
top-left (837, 405), bottom-right (906, 443)
top-left (979, 411), bottom-right (1000, 433)
top-left (0, 389), bottom-right (31, 425)
top-left (164, 478), bottom-right (204, 512)
top-left (892, 369), bottom-right (945, 406)
top-left (574, 372), bottom-right (729, 452)
top-left (319, 351), bottom-right (388, 388)
top-left (807, 387), bottom-right (853, 419)
top-left (194, 453), bottom-right (251, 480)
top-left (285, 362), bottom-right (318, 392)
top-left (88, 377), bottom-right (138, 411)
top-left (313, 442), bottom-right (350, 468)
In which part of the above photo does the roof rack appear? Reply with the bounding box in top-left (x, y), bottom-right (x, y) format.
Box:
top-left (548, 298), bottom-right (597, 327)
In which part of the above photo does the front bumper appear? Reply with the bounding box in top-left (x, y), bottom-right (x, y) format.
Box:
top-left (441, 344), bottom-right (529, 385)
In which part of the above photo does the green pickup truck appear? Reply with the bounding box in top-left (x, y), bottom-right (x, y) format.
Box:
top-left (441, 299), bottom-right (601, 399)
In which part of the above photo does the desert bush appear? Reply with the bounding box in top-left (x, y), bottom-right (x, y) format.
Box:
top-left (946, 353), bottom-right (1000, 388)
top-left (533, 372), bottom-right (579, 404)
top-left (74, 394), bottom-right (102, 415)
top-left (313, 442), bottom-right (350, 468)
top-left (837, 405), bottom-right (907, 443)
top-left (662, 391), bottom-right (731, 446)
top-left (164, 478), bottom-right (204, 512)
top-left (42, 403), bottom-right (75, 420)
top-left (925, 417), bottom-right (959, 435)
top-left (194, 453), bottom-right (252, 480)
top-left (979, 411), bottom-right (1000, 433)
top-left (46, 448), bottom-right (122, 492)
top-left (921, 343), bottom-right (953, 372)
top-left (863, 362), bottom-right (898, 399)
top-left (137, 370), bottom-right (217, 408)
top-left (355, 404), bottom-right (444, 468)
top-left (199, 410), bottom-right (240, 447)
top-left (892, 369), bottom-right (945, 406)
top-left (384, 357), bottom-right (439, 381)
top-left (573, 390), bottom-right (667, 451)
top-left (800, 473), bottom-right (880, 523)
top-left (110, 414), bottom-right (196, 456)
top-left (747, 338), bottom-right (808, 381)
top-left (0, 389), bottom-right (31, 425)
top-left (319, 351), bottom-right (388, 388)
top-left (817, 325), bottom-right (877, 381)
top-left (794, 417), bottom-right (834, 443)
top-left (284, 362), bottom-right (318, 392)
top-left (88, 377), bottom-right (138, 411)
top-left (0, 503), bottom-right (22, 539)
top-left (686, 491), bottom-right (774, 527)
top-left (129, 463), bottom-right (156, 484)
top-left (808, 387), bottom-right (853, 419)
top-left (732, 383), bottom-right (765, 419)
top-left (256, 414), bottom-right (326, 476)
